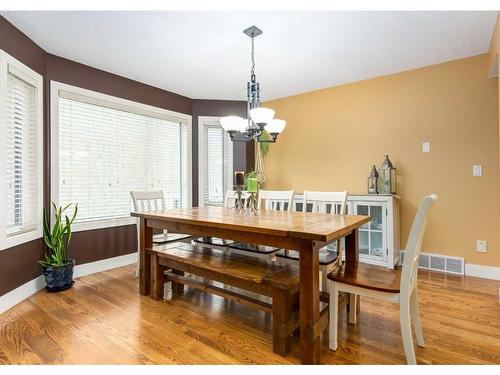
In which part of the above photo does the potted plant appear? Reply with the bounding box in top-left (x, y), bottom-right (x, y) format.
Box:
top-left (244, 170), bottom-right (258, 191)
top-left (39, 202), bottom-right (78, 292)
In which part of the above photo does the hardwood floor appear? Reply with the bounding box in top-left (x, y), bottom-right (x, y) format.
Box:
top-left (1, 264), bottom-right (499, 364)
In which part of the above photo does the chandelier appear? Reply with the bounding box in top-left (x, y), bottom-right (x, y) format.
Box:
top-left (220, 26), bottom-right (286, 143)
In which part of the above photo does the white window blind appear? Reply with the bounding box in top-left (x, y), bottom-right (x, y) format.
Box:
top-left (200, 119), bottom-right (232, 206)
top-left (0, 50), bottom-right (43, 250)
top-left (58, 95), bottom-right (189, 224)
top-left (5, 71), bottom-right (38, 236)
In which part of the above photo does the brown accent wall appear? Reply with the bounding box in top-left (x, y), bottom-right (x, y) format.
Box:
top-left (191, 99), bottom-right (254, 206)
top-left (0, 16), bottom-right (46, 75)
top-left (264, 54), bottom-right (500, 268)
top-left (0, 16), bottom-right (249, 297)
top-left (45, 54), bottom-right (192, 115)
top-left (0, 240), bottom-right (45, 297)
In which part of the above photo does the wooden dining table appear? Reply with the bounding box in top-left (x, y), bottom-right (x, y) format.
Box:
top-left (131, 206), bottom-right (370, 364)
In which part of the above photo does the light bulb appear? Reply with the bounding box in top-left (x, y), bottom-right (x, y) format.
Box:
top-left (249, 107), bottom-right (275, 125)
top-left (220, 116), bottom-right (246, 132)
top-left (265, 119), bottom-right (286, 134)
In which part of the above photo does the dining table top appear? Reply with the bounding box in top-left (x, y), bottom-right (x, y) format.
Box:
top-left (131, 206), bottom-right (370, 243)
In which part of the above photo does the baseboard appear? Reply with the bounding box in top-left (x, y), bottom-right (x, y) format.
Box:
top-left (0, 275), bottom-right (46, 314)
top-left (72, 252), bottom-right (137, 278)
top-left (0, 252), bottom-right (137, 314)
top-left (465, 263), bottom-right (500, 281)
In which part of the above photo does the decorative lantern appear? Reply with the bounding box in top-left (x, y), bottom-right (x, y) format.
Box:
top-left (367, 165), bottom-right (379, 194)
top-left (379, 155), bottom-right (396, 194)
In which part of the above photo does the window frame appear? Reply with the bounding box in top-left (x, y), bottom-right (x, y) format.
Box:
top-left (0, 50), bottom-right (44, 251)
top-left (197, 116), bottom-right (233, 207)
top-left (50, 81), bottom-right (192, 232)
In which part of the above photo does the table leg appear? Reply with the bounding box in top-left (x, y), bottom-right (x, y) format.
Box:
top-left (151, 253), bottom-right (165, 300)
top-left (344, 229), bottom-right (359, 267)
top-left (139, 217), bottom-right (153, 296)
top-left (344, 229), bottom-right (360, 323)
top-left (299, 241), bottom-right (320, 364)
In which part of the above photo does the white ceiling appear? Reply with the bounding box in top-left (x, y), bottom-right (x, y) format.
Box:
top-left (2, 11), bottom-right (497, 100)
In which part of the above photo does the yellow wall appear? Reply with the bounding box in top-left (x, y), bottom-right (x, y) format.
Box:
top-left (264, 54), bottom-right (500, 267)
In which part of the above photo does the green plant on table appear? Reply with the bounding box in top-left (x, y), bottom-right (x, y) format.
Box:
top-left (39, 202), bottom-right (78, 267)
top-left (244, 170), bottom-right (258, 190)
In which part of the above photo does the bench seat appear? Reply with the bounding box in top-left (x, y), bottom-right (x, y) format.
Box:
top-left (147, 242), bottom-right (300, 356)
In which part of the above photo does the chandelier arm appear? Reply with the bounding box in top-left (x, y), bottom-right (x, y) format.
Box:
top-left (256, 134), bottom-right (277, 143)
top-left (229, 131), bottom-right (253, 142)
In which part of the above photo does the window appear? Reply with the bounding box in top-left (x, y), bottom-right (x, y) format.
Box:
top-left (51, 82), bottom-right (192, 231)
top-left (0, 50), bottom-right (43, 250)
top-left (198, 116), bottom-right (233, 206)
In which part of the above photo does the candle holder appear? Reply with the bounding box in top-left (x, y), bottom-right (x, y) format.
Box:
top-left (234, 185), bottom-right (247, 214)
top-left (248, 192), bottom-right (258, 215)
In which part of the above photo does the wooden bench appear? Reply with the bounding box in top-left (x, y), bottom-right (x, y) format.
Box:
top-left (148, 242), bottom-right (300, 356)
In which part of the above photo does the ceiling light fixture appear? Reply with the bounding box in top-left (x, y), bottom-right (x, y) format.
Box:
top-left (220, 25), bottom-right (286, 143)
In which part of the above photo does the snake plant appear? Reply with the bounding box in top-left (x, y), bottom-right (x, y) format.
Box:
top-left (39, 202), bottom-right (78, 267)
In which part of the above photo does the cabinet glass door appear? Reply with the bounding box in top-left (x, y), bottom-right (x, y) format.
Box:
top-left (353, 202), bottom-right (387, 262)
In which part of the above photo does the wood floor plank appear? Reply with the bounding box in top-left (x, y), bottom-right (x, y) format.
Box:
top-left (1, 264), bottom-right (499, 364)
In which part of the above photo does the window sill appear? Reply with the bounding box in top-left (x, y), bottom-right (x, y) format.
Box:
top-left (72, 217), bottom-right (137, 233)
top-left (0, 228), bottom-right (43, 251)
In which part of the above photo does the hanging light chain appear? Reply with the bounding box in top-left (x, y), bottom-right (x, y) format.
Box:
top-left (250, 36), bottom-right (256, 78)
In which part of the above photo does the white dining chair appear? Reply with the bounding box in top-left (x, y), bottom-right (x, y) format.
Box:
top-left (228, 189), bottom-right (295, 260)
top-left (256, 189), bottom-right (295, 211)
top-left (130, 190), bottom-right (191, 276)
top-left (276, 190), bottom-right (348, 291)
top-left (192, 190), bottom-right (251, 249)
top-left (328, 194), bottom-right (438, 365)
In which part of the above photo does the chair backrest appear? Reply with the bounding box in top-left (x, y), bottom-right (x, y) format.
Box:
top-left (130, 190), bottom-right (166, 212)
top-left (257, 190), bottom-right (294, 211)
top-left (224, 190), bottom-right (251, 208)
top-left (400, 194), bottom-right (438, 297)
top-left (303, 190), bottom-right (348, 215)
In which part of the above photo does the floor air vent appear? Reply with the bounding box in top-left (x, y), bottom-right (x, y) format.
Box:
top-left (418, 254), bottom-right (430, 268)
top-left (399, 251), bottom-right (464, 275)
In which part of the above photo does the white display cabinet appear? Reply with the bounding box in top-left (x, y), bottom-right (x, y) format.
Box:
top-left (293, 194), bottom-right (400, 269)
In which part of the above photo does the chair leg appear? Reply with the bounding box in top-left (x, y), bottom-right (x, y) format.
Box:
top-left (348, 294), bottom-right (357, 324)
top-left (410, 290), bottom-right (425, 347)
top-left (135, 223), bottom-right (141, 277)
top-left (328, 282), bottom-right (339, 351)
top-left (400, 299), bottom-right (417, 365)
top-left (320, 266), bottom-right (328, 292)
top-left (272, 289), bottom-right (293, 356)
top-left (337, 239), bottom-right (342, 266)
top-left (163, 281), bottom-right (172, 299)
top-left (135, 250), bottom-right (140, 277)
top-left (171, 269), bottom-right (184, 294)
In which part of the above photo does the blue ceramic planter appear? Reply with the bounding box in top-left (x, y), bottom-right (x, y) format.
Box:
top-left (43, 259), bottom-right (75, 292)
